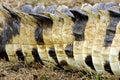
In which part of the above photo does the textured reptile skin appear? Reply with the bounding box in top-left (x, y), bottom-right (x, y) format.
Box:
top-left (0, 2), bottom-right (120, 76)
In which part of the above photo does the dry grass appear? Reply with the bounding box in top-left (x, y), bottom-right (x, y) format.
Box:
top-left (0, 61), bottom-right (119, 80)
top-left (0, 0), bottom-right (120, 80)
top-left (0, 61), bottom-right (112, 80)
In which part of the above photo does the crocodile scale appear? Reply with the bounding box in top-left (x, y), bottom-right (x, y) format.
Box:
top-left (0, 2), bottom-right (120, 76)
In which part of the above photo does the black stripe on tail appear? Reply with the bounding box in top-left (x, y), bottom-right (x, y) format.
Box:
top-left (16, 49), bottom-right (25, 61)
top-left (65, 44), bottom-right (74, 58)
top-left (104, 61), bottom-right (114, 75)
top-left (32, 48), bottom-right (44, 65)
top-left (104, 10), bottom-right (120, 47)
top-left (1, 6), bottom-right (21, 45)
top-left (0, 45), bottom-right (9, 61)
top-left (70, 9), bottom-right (88, 41)
top-left (31, 14), bottom-right (53, 45)
top-left (85, 55), bottom-right (95, 70)
top-left (48, 48), bottom-right (63, 69)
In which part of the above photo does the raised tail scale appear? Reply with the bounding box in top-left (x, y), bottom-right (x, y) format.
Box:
top-left (0, 2), bottom-right (120, 76)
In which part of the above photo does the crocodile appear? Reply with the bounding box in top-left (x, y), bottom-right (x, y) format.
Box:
top-left (0, 2), bottom-right (120, 76)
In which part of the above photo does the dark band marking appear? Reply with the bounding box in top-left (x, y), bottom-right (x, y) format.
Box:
top-left (16, 50), bottom-right (25, 61)
top-left (48, 48), bottom-right (63, 68)
top-left (7, 13), bottom-right (21, 36)
top-left (32, 48), bottom-right (44, 65)
top-left (2, 26), bottom-right (13, 44)
top-left (3, 6), bottom-right (21, 36)
top-left (35, 26), bottom-right (44, 45)
top-left (104, 61), bottom-right (114, 74)
top-left (48, 48), bottom-right (58, 63)
top-left (59, 60), bottom-right (68, 66)
top-left (65, 44), bottom-right (74, 58)
top-left (31, 14), bottom-right (53, 45)
top-left (85, 55), bottom-right (95, 70)
top-left (70, 10), bottom-right (88, 41)
top-left (0, 45), bottom-right (9, 61)
top-left (1, 6), bottom-right (21, 45)
top-left (118, 51), bottom-right (120, 61)
top-left (104, 10), bottom-right (120, 47)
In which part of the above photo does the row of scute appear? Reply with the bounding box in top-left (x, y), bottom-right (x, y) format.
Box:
top-left (0, 2), bottom-right (120, 75)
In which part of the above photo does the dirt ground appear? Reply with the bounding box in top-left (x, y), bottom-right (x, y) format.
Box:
top-left (0, 0), bottom-right (119, 80)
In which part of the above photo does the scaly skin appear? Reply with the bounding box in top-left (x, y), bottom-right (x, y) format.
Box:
top-left (0, 3), bottom-right (120, 76)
